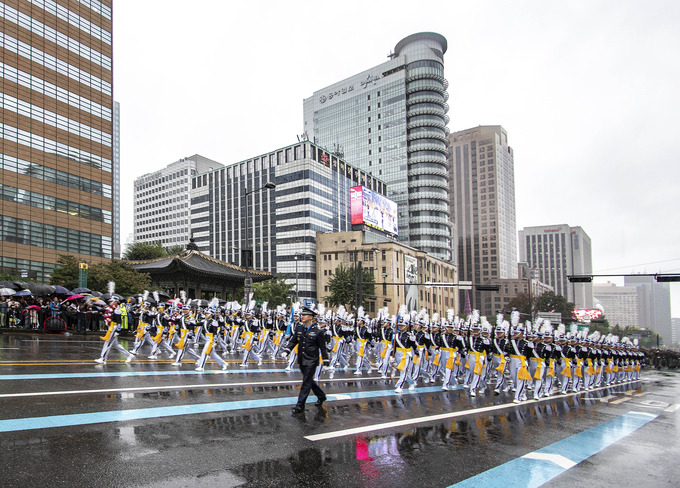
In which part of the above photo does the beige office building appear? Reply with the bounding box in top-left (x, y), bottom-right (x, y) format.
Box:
top-left (316, 230), bottom-right (458, 319)
top-left (593, 282), bottom-right (639, 329)
top-left (447, 125), bottom-right (518, 313)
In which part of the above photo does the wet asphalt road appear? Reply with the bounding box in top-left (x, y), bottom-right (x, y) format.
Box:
top-left (0, 331), bottom-right (678, 488)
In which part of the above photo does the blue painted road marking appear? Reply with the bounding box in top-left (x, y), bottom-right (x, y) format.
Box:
top-left (449, 411), bottom-right (658, 488)
top-left (0, 386), bottom-right (444, 433)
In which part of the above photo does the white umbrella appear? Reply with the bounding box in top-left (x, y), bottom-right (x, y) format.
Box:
top-left (0, 288), bottom-right (16, 296)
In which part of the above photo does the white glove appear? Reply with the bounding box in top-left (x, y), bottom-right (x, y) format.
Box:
top-left (282, 352), bottom-right (288, 359)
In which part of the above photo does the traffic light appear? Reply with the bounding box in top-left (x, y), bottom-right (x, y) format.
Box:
top-left (568, 275), bottom-right (593, 283)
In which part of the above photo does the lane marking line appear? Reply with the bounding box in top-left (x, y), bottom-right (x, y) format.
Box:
top-left (664, 404), bottom-right (680, 413)
top-left (611, 397), bottom-right (631, 405)
top-left (305, 379), bottom-right (642, 441)
top-left (522, 452), bottom-right (576, 470)
top-left (627, 410), bottom-right (657, 418)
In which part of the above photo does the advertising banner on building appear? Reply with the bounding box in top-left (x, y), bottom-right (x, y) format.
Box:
top-left (350, 186), bottom-right (364, 225)
top-left (350, 186), bottom-right (398, 239)
top-left (404, 254), bottom-right (418, 312)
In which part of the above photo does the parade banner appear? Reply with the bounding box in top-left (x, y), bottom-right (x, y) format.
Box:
top-left (404, 254), bottom-right (418, 312)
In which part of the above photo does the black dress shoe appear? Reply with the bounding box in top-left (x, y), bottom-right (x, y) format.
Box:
top-left (292, 406), bottom-right (305, 414)
top-left (315, 397), bottom-right (327, 407)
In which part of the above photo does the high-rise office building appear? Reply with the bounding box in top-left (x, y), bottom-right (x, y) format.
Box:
top-left (624, 275), bottom-right (672, 345)
top-left (133, 155), bottom-right (222, 246)
top-left (447, 125), bottom-right (517, 311)
top-left (0, 0), bottom-right (115, 281)
top-left (518, 224), bottom-right (593, 308)
top-left (303, 32), bottom-right (452, 261)
top-left (190, 141), bottom-right (388, 301)
top-left (593, 282), bottom-right (640, 328)
top-left (112, 100), bottom-right (120, 258)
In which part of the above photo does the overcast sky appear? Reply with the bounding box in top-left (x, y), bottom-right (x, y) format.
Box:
top-left (112, 0), bottom-right (680, 317)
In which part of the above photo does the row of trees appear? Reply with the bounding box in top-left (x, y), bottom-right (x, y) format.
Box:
top-left (122, 241), bottom-right (185, 261)
top-left (49, 255), bottom-right (151, 297)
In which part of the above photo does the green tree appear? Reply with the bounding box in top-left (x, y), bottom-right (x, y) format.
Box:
top-left (251, 275), bottom-right (294, 305)
top-left (587, 316), bottom-right (610, 336)
top-left (535, 291), bottom-right (575, 324)
top-left (0, 271), bottom-right (21, 282)
top-left (165, 244), bottom-right (185, 256)
top-left (88, 260), bottom-right (152, 297)
top-left (48, 254), bottom-right (81, 289)
top-left (324, 263), bottom-right (375, 310)
top-left (504, 292), bottom-right (537, 318)
top-left (123, 241), bottom-right (166, 260)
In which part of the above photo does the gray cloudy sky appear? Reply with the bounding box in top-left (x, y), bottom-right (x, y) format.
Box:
top-left (113, 0), bottom-right (680, 316)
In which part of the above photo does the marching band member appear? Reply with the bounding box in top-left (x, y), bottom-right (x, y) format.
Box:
top-left (353, 308), bottom-right (373, 375)
top-left (394, 305), bottom-right (417, 393)
top-left (172, 302), bottom-right (201, 366)
top-left (95, 283), bottom-right (133, 364)
top-left (240, 301), bottom-right (263, 367)
top-left (491, 315), bottom-right (509, 395)
top-left (195, 307), bottom-right (229, 372)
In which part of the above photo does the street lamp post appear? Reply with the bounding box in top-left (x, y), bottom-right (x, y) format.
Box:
top-left (294, 252), bottom-right (300, 302)
top-left (354, 246), bottom-right (379, 311)
top-left (243, 181), bottom-right (276, 300)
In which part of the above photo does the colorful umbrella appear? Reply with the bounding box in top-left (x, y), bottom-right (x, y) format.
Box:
top-left (66, 294), bottom-right (84, 300)
top-left (14, 290), bottom-right (33, 296)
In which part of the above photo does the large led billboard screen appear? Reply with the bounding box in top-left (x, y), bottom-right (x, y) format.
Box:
top-left (350, 186), bottom-right (398, 239)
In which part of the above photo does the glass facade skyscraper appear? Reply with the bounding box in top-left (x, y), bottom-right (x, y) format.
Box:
top-left (190, 141), bottom-right (387, 300)
top-left (303, 33), bottom-right (452, 262)
top-left (0, 0), bottom-right (115, 281)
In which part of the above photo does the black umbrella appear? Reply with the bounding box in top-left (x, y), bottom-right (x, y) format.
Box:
top-left (102, 293), bottom-right (123, 301)
top-left (14, 281), bottom-right (31, 290)
top-left (31, 284), bottom-right (56, 296)
top-left (194, 299), bottom-right (209, 308)
top-left (0, 281), bottom-right (20, 290)
top-left (72, 287), bottom-right (91, 294)
top-left (53, 285), bottom-right (71, 296)
top-left (90, 291), bottom-right (103, 298)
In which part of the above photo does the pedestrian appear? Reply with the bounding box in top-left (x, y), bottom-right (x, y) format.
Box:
top-left (0, 296), bottom-right (8, 327)
top-left (49, 296), bottom-right (60, 317)
top-left (77, 303), bottom-right (86, 331)
top-left (282, 306), bottom-right (329, 414)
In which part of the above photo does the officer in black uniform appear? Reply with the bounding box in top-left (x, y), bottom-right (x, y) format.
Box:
top-left (283, 307), bottom-right (330, 414)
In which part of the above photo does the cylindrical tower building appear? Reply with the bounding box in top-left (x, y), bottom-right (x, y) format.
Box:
top-left (396, 33), bottom-right (451, 261)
